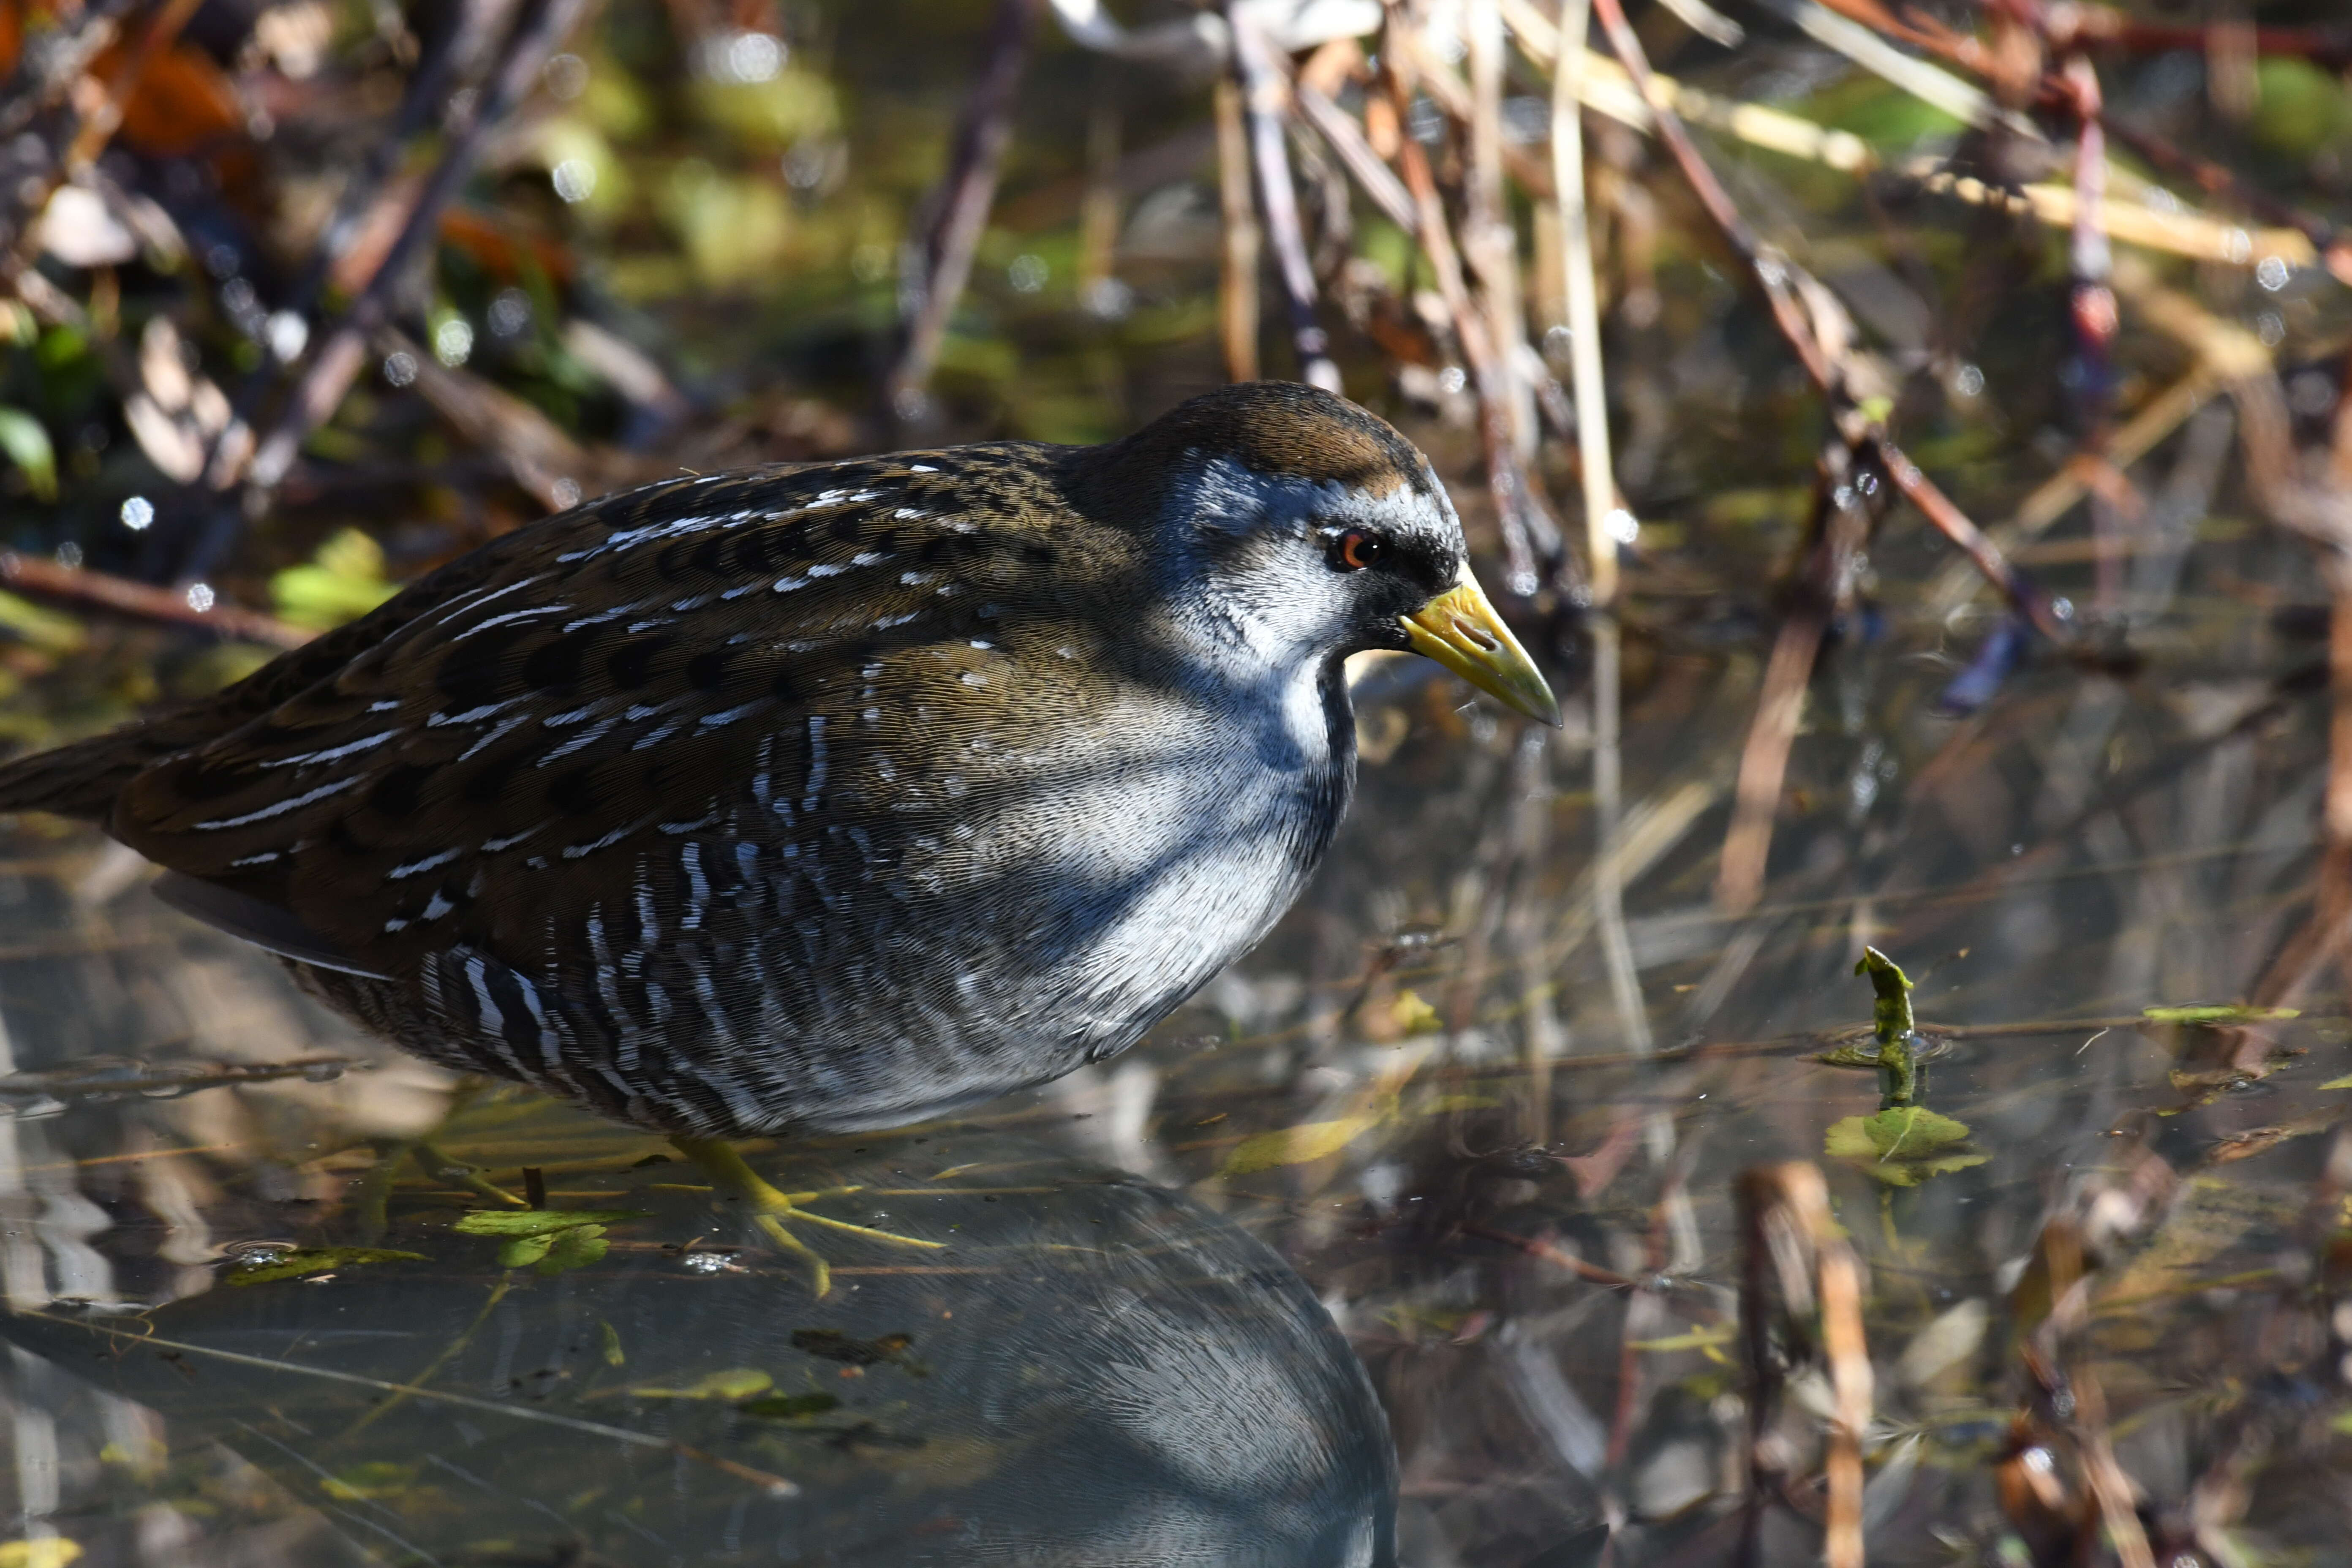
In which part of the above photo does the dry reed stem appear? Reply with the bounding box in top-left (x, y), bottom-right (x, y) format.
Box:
top-left (1213, 76), bottom-right (1262, 383)
top-left (386, 328), bottom-right (615, 514)
top-left (884, 0), bottom-right (1046, 423)
top-left (1293, 84), bottom-right (1416, 234)
top-left (1381, 9), bottom-right (1561, 597)
top-left (1226, 3), bottom-right (1340, 393)
top-left (1735, 1162), bottom-right (1872, 1568)
top-left (2016, 1215), bottom-right (2158, 1568)
top-left (1464, 0), bottom-right (1533, 461)
top-left (1549, 0), bottom-right (1616, 610)
top-left (1716, 616), bottom-right (1824, 915)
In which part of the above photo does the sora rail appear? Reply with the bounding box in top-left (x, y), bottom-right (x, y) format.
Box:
top-left (0, 383), bottom-right (1556, 1139)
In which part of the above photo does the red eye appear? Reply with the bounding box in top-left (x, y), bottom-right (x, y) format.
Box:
top-left (1334, 530), bottom-right (1386, 571)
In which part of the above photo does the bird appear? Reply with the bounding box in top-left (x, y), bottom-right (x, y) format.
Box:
top-left (0, 382), bottom-right (1554, 1263)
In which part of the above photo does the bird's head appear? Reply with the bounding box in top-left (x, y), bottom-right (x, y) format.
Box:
top-left (1073, 381), bottom-right (1561, 726)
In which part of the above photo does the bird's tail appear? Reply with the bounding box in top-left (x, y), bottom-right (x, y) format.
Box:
top-left (0, 709), bottom-right (220, 825)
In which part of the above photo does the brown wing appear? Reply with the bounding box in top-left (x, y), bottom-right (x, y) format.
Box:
top-left (109, 446), bottom-right (1107, 978)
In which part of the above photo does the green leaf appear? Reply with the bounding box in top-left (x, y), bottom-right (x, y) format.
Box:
top-left (1390, 988), bottom-right (1440, 1036)
top-left (226, 1246), bottom-right (427, 1286)
top-left (2320, 1075), bottom-right (2352, 1091)
top-left (1218, 1113), bottom-right (1380, 1176)
top-left (0, 408), bottom-right (56, 502)
top-left (1826, 1108), bottom-right (1987, 1187)
top-left (533, 1226), bottom-right (609, 1275)
top-left (1837, 1106), bottom-right (1971, 1157)
top-left (1628, 1323), bottom-right (1737, 1353)
top-left (2143, 1005), bottom-right (2300, 1024)
top-left (2251, 57), bottom-right (2352, 158)
top-left (624, 1367), bottom-right (774, 1401)
top-left (0, 590), bottom-right (85, 654)
top-left (497, 1233), bottom-right (555, 1269)
top-left (738, 1391), bottom-right (840, 1420)
top-left (271, 528), bottom-right (399, 631)
top-left (452, 1208), bottom-right (648, 1237)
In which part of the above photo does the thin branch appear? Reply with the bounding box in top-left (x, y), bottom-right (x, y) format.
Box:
top-left (1383, 9), bottom-right (1566, 599)
top-left (241, 0), bottom-right (592, 493)
top-left (1226, 3), bottom-right (1340, 392)
top-left (1463, 0), bottom-right (1532, 457)
top-left (1214, 74), bottom-right (1263, 382)
top-left (1717, 615), bottom-right (1824, 916)
top-left (0, 553), bottom-right (311, 648)
top-left (885, 0), bottom-right (1047, 424)
top-left (204, 4), bottom-right (481, 482)
top-left (1293, 84), bottom-right (1417, 234)
top-left (58, 0), bottom-right (209, 174)
top-left (1550, 0), bottom-right (1615, 607)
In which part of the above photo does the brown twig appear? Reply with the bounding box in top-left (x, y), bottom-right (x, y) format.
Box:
top-left (1735, 1163), bottom-right (1871, 1568)
top-left (1381, 11), bottom-right (1566, 599)
top-left (2058, 51), bottom-right (2124, 612)
top-left (1293, 84), bottom-right (1417, 235)
top-left (0, 553), bottom-right (312, 649)
top-left (1717, 616), bottom-right (1825, 916)
top-left (240, 0), bottom-right (592, 493)
top-left (204, 5), bottom-right (482, 482)
top-left (0, 0), bottom-right (200, 274)
top-left (884, 0), bottom-right (1046, 425)
top-left (1225, 3), bottom-right (1340, 393)
top-left (1214, 74), bottom-right (1263, 383)
top-left (1462, 0), bottom-right (1532, 460)
top-left (59, 0), bottom-right (208, 174)
top-left (2012, 1207), bottom-right (2160, 1568)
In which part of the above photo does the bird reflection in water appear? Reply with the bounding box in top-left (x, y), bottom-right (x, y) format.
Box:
top-left (0, 1087), bottom-right (1398, 1567)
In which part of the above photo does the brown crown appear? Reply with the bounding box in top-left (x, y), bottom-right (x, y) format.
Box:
top-left (1066, 381), bottom-right (1434, 522)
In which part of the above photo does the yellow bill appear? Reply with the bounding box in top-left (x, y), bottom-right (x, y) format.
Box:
top-left (1401, 575), bottom-right (1562, 727)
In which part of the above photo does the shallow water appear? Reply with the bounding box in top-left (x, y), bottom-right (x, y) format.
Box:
top-left (0, 549), bottom-right (2344, 1563)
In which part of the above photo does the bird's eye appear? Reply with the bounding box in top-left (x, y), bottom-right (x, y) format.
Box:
top-left (1330, 529), bottom-right (1388, 572)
